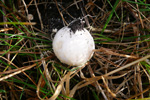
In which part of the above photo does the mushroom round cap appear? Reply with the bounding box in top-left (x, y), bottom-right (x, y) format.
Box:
top-left (52, 26), bottom-right (95, 66)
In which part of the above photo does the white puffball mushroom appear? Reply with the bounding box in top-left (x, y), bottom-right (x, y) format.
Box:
top-left (52, 19), bottom-right (95, 66)
top-left (27, 14), bottom-right (34, 21)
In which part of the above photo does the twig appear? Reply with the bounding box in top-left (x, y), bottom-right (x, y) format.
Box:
top-left (33, 0), bottom-right (44, 29)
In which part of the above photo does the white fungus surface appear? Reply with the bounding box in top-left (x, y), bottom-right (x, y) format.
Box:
top-left (53, 26), bottom-right (95, 66)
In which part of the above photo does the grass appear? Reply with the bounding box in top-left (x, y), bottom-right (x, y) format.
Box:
top-left (0, 0), bottom-right (150, 100)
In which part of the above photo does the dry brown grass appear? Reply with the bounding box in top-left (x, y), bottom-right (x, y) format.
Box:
top-left (0, 0), bottom-right (150, 100)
